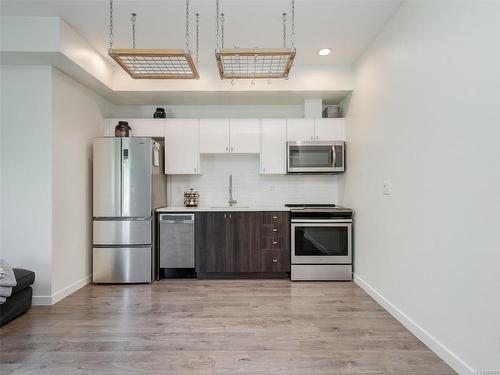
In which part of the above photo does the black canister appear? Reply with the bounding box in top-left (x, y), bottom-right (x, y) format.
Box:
top-left (115, 121), bottom-right (131, 137)
top-left (153, 107), bottom-right (166, 118)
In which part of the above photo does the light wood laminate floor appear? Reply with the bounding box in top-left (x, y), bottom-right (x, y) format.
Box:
top-left (0, 280), bottom-right (455, 375)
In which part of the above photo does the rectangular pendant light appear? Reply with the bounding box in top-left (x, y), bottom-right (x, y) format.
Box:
top-left (109, 49), bottom-right (199, 79)
top-left (215, 48), bottom-right (295, 80)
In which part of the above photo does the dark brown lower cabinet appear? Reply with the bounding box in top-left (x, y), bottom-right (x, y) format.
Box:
top-left (226, 212), bottom-right (261, 272)
top-left (195, 211), bottom-right (290, 275)
top-left (195, 212), bottom-right (227, 273)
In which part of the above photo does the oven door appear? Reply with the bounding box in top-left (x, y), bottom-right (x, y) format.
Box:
top-left (287, 142), bottom-right (344, 173)
top-left (291, 220), bottom-right (352, 264)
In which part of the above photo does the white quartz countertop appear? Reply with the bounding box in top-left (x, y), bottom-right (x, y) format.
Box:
top-left (156, 206), bottom-right (290, 212)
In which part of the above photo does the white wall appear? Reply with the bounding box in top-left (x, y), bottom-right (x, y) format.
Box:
top-left (0, 66), bottom-right (54, 301)
top-left (107, 104), bottom-right (304, 119)
top-left (342, 2), bottom-right (500, 374)
top-left (0, 65), bottom-right (111, 305)
top-left (51, 68), bottom-right (109, 302)
top-left (170, 154), bottom-right (339, 207)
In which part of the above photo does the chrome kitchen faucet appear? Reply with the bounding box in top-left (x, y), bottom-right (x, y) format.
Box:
top-left (228, 174), bottom-right (237, 206)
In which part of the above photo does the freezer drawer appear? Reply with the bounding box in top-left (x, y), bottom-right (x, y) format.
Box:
top-left (93, 247), bottom-right (151, 283)
top-left (93, 220), bottom-right (151, 245)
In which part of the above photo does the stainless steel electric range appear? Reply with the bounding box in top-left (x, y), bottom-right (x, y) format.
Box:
top-left (285, 204), bottom-right (353, 281)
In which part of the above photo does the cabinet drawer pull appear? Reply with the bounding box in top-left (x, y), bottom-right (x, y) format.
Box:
top-left (272, 259), bottom-right (278, 263)
top-left (272, 216), bottom-right (278, 219)
top-left (272, 228), bottom-right (278, 232)
top-left (273, 241), bottom-right (278, 245)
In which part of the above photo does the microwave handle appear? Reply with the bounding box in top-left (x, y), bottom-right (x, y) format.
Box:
top-left (331, 145), bottom-right (337, 167)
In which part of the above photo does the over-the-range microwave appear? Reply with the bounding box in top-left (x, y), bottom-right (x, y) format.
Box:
top-left (287, 141), bottom-right (345, 174)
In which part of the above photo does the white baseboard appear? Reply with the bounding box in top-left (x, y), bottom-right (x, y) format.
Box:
top-left (353, 273), bottom-right (475, 375)
top-left (32, 274), bottom-right (92, 306)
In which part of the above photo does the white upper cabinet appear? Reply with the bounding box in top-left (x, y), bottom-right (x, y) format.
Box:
top-left (130, 119), bottom-right (165, 137)
top-left (286, 118), bottom-right (346, 142)
top-left (200, 118), bottom-right (259, 153)
top-left (199, 119), bottom-right (230, 153)
top-left (260, 119), bottom-right (287, 174)
top-left (314, 118), bottom-right (346, 141)
top-left (164, 119), bottom-right (200, 175)
top-left (286, 119), bottom-right (315, 141)
top-left (104, 119), bottom-right (165, 138)
top-left (229, 119), bottom-right (260, 153)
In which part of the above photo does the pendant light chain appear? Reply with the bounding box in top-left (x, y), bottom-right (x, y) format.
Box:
top-left (282, 13), bottom-right (287, 48)
top-left (185, 0), bottom-right (190, 53)
top-left (106, 0), bottom-right (199, 79)
top-left (291, 0), bottom-right (295, 51)
top-left (215, 0), bottom-right (220, 51)
top-left (131, 13), bottom-right (137, 48)
top-left (196, 13), bottom-right (199, 66)
top-left (109, 0), bottom-right (113, 49)
top-left (221, 13), bottom-right (225, 48)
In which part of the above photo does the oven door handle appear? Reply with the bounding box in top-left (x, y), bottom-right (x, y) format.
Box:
top-left (291, 219), bottom-right (352, 223)
top-left (331, 145), bottom-right (336, 167)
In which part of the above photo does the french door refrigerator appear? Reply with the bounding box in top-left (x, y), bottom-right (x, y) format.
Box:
top-left (92, 137), bottom-right (165, 283)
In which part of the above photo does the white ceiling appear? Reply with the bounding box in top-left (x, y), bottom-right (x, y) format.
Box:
top-left (0, 0), bottom-right (401, 66)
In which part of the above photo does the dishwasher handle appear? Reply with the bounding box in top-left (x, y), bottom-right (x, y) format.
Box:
top-left (159, 214), bottom-right (195, 224)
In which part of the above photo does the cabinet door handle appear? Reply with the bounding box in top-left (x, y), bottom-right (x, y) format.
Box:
top-left (272, 216), bottom-right (278, 219)
top-left (272, 259), bottom-right (278, 263)
top-left (310, 135), bottom-right (313, 140)
top-left (272, 228), bottom-right (278, 232)
top-left (273, 241), bottom-right (278, 245)
top-left (316, 135), bottom-right (318, 140)
top-left (263, 167), bottom-right (266, 173)
top-left (194, 167), bottom-right (197, 172)
top-left (230, 146), bottom-right (233, 152)
top-left (229, 213), bottom-right (232, 219)
top-left (225, 146), bottom-right (229, 151)
top-left (224, 213), bottom-right (227, 219)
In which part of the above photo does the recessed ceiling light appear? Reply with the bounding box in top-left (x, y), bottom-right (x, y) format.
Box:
top-left (318, 48), bottom-right (332, 56)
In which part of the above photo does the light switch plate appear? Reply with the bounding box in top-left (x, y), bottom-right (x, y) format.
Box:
top-left (383, 180), bottom-right (391, 195)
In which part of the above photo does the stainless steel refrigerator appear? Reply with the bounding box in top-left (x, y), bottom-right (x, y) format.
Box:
top-left (92, 137), bottom-right (166, 283)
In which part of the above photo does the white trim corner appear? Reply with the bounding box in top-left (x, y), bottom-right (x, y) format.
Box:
top-left (353, 273), bottom-right (475, 375)
top-left (32, 274), bottom-right (92, 306)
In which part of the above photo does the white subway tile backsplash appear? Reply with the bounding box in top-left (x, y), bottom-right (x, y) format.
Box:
top-left (168, 154), bottom-right (339, 207)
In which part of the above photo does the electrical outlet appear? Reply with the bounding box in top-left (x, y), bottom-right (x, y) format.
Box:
top-left (383, 180), bottom-right (391, 195)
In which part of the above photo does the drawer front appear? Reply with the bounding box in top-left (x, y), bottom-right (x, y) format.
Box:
top-left (261, 249), bottom-right (289, 273)
top-left (261, 212), bottom-right (289, 225)
top-left (261, 223), bottom-right (285, 236)
top-left (261, 236), bottom-right (286, 250)
top-left (93, 220), bottom-right (151, 245)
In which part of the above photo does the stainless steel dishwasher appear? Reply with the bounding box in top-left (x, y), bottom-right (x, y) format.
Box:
top-left (159, 213), bottom-right (195, 277)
